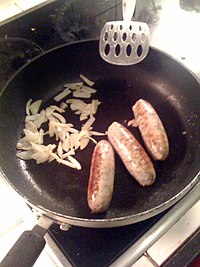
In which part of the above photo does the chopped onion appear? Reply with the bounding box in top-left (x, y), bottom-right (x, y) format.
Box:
top-left (25, 121), bottom-right (38, 132)
top-left (54, 88), bottom-right (71, 102)
top-left (34, 110), bottom-right (47, 129)
top-left (31, 143), bottom-right (56, 153)
top-left (68, 155), bottom-right (81, 170)
top-left (72, 104), bottom-right (87, 114)
top-left (80, 74), bottom-right (95, 87)
top-left (58, 158), bottom-right (77, 169)
top-left (16, 74), bottom-right (105, 171)
top-left (31, 151), bottom-right (50, 164)
top-left (60, 102), bottom-right (68, 109)
top-left (25, 114), bottom-right (41, 122)
top-left (51, 105), bottom-right (65, 113)
top-left (79, 113), bottom-right (88, 121)
top-left (67, 99), bottom-right (100, 121)
top-left (61, 149), bottom-right (75, 159)
top-left (90, 131), bottom-right (106, 136)
top-left (91, 100), bottom-right (101, 114)
top-left (29, 143), bottom-right (56, 164)
top-left (31, 142), bottom-right (47, 153)
top-left (16, 142), bottom-right (32, 150)
top-left (16, 150), bottom-right (33, 160)
top-left (62, 138), bottom-right (70, 152)
top-left (67, 99), bottom-right (86, 111)
top-left (46, 106), bottom-right (55, 117)
top-left (78, 129), bottom-right (88, 139)
top-left (50, 152), bottom-right (76, 169)
top-left (87, 136), bottom-right (98, 144)
top-left (46, 105), bottom-right (65, 117)
top-left (51, 112), bottom-right (66, 123)
top-left (64, 82), bottom-right (83, 89)
top-left (57, 130), bottom-right (66, 141)
top-left (81, 85), bottom-right (96, 94)
top-left (57, 142), bottom-right (63, 157)
top-left (29, 99), bottom-right (42, 115)
top-left (82, 116), bottom-right (95, 130)
top-left (80, 137), bottom-right (90, 150)
top-left (48, 155), bottom-right (56, 163)
top-left (48, 115), bottom-right (59, 123)
top-left (21, 129), bottom-right (43, 144)
top-left (49, 121), bottom-right (76, 132)
top-left (26, 99), bottom-right (32, 116)
top-left (70, 132), bottom-right (80, 150)
top-left (73, 91), bottom-right (91, 98)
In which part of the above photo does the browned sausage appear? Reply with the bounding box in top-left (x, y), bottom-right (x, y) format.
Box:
top-left (87, 140), bottom-right (115, 213)
top-left (132, 99), bottom-right (169, 160)
top-left (107, 122), bottom-right (156, 186)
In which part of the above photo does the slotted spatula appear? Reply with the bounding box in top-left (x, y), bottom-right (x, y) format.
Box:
top-left (99, 0), bottom-right (150, 65)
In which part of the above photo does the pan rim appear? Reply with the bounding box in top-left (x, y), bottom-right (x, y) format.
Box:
top-left (1, 166), bottom-right (199, 227)
top-left (1, 38), bottom-right (200, 97)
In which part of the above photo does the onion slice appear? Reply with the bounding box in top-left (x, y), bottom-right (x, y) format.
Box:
top-left (54, 88), bottom-right (71, 102)
top-left (81, 85), bottom-right (96, 94)
top-left (29, 100), bottom-right (42, 115)
top-left (79, 74), bottom-right (95, 87)
top-left (73, 91), bottom-right (91, 98)
top-left (16, 74), bottom-right (105, 171)
top-left (26, 99), bottom-right (32, 116)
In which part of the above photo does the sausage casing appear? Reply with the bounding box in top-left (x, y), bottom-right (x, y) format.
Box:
top-left (107, 122), bottom-right (156, 186)
top-left (87, 140), bottom-right (115, 213)
top-left (132, 99), bottom-right (169, 160)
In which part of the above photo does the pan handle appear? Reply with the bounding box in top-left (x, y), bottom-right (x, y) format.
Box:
top-left (0, 215), bottom-right (53, 267)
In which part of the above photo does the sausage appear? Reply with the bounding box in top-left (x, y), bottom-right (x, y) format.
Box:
top-left (87, 140), bottom-right (115, 213)
top-left (107, 122), bottom-right (156, 186)
top-left (132, 99), bottom-right (169, 160)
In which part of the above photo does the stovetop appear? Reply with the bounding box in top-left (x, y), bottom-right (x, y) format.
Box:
top-left (0, 1), bottom-right (200, 267)
top-left (49, 211), bottom-right (167, 267)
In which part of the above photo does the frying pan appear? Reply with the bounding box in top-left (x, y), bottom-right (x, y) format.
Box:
top-left (0, 40), bottom-right (200, 266)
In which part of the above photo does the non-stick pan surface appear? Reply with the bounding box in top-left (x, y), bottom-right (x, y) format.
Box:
top-left (0, 41), bottom-right (199, 226)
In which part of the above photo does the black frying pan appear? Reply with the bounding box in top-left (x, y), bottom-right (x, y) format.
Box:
top-left (0, 40), bottom-right (200, 265)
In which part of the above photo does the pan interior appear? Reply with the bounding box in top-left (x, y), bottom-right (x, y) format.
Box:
top-left (0, 41), bottom-right (200, 223)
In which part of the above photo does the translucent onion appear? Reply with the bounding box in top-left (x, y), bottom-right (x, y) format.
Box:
top-left (79, 74), bottom-right (95, 87)
top-left (16, 74), bottom-right (105, 171)
top-left (29, 100), bottom-right (42, 115)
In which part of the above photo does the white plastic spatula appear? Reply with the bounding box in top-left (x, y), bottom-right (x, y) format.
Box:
top-left (99, 0), bottom-right (150, 65)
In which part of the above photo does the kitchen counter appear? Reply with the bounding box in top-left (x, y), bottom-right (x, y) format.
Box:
top-left (0, 0), bottom-right (47, 22)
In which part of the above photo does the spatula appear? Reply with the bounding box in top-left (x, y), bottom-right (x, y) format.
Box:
top-left (99, 0), bottom-right (150, 65)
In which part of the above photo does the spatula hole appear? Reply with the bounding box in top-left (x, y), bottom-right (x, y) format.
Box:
top-left (104, 43), bottom-right (110, 56)
top-left (132, 33), bottom-right (136, 42)
top-left (115, 44), bottom-right (121, 56)
top-left (111, 24), bottom-right (114, 30)
top-left (113, 32), bottom-right (118, 41)
top-left (137, 45), bottom-right (143, 57)
top-left (129, 25), bottom-right (132, 30)
top-left (104, 32), bottom-right (108, 41)
top-left (139, 26), bottom-right (142, 31)
top-left (120, 25), bottom-right (123, 30)
top-left (122, 32), bottom-right (127, 41)
top-left (126, 44), bottom-right (132, 56)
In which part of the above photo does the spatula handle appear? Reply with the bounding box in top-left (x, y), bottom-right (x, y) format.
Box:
top-left (122, 0), bottom-right (136, 21)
